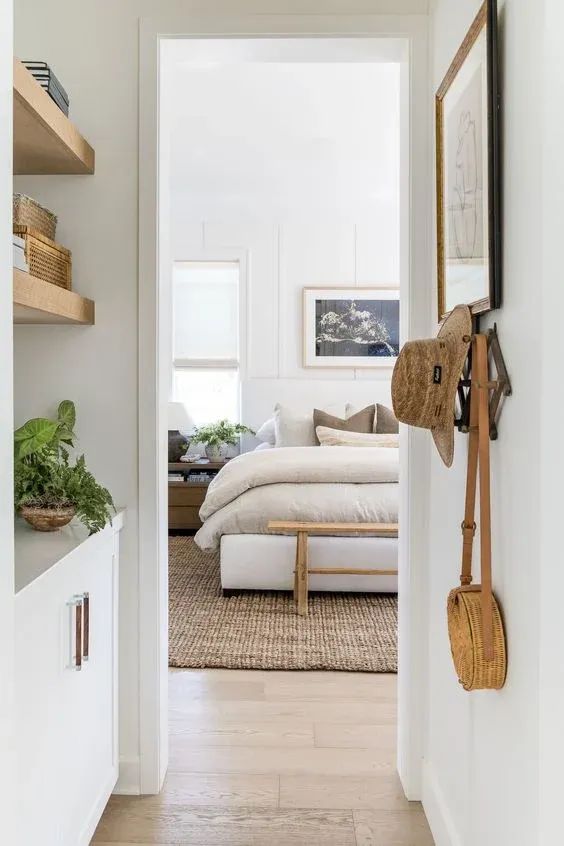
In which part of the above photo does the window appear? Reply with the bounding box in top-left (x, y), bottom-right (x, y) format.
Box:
top-left (172, 261), bottom-right (240, 426)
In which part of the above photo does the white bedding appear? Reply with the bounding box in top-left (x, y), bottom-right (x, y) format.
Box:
top-left (195, 446), bottom-right (398, 550)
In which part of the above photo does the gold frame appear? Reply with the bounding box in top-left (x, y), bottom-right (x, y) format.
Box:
top-left (436, 2), bottom-right (497, 322)
top-left (302, 286), bottom-right (399, 369)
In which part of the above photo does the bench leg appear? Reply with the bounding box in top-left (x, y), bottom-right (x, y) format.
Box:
top-left (293, 540), bottom-right (299, 601)
top-left (296, 530), bottom-right (309, 616)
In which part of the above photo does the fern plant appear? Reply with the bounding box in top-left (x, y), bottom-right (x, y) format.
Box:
top-left (190, 419), bottom-right (255, 448)
top-left (14, 400), bottom-right (115, 534)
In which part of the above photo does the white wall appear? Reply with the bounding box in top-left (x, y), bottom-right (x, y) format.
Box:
top-left (424, 2), bottom-right (563, 845)
top-left (13, 0), bottom-right (428, 796)
top-left (0, 0), bottom-right (16, 838)
top-left (165, 57), bottom-right (401, 426)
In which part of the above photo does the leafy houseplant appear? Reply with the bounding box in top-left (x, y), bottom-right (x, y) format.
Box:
top-left (190, 420), bottom-right (255, 461)
top-left (14, 400), bottom-right (115, 533)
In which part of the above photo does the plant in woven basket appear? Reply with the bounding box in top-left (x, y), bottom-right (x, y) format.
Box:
top-left (190, 420), bottom-right (255, 460)
top-left (14, 400), bottom-right (115, 533)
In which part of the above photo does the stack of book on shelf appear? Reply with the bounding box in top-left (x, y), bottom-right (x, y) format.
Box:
top-left (22, 61), bottom-right (69, 116)
top-left (168, 472), bottom-right (184, 482)
top-left (13, 234), bottom-right (29, 273)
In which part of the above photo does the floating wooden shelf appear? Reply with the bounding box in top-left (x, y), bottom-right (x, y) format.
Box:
top-left (13, 269), bottom-right (95, 325)
top-left (13, 59), bottom-right (95, 175)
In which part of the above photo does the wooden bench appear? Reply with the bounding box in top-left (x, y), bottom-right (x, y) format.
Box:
top-left (267, 521), bottom-right (399, 616)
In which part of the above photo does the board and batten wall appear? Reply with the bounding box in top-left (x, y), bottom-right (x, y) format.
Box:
top-left (13, 0), bottom-right (425, 797)
top-left (172, 220), bottom-right (398, 429)
top-left (165, 56), bottom-right (402, 429)
top-left (424, 1), bottom-right (564, 845)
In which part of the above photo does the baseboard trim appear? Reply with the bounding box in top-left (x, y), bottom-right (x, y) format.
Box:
top-left (422, 760), bottom-right (464, 846)
top-left (114, 756), bottom-right (141, 795)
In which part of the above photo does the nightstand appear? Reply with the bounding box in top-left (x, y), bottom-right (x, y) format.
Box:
top-left (168, 460), bottom-right (229, 531)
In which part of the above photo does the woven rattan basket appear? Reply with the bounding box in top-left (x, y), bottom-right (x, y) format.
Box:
top-left (447, 586), bottom-right (506, 691)
top-left (13, 225), bottom-right (71, 290)
top-left (13, 194), bottom-right (57, 240)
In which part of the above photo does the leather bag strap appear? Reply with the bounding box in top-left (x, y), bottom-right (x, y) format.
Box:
top-left (460, 334), bottom-right (494, 661)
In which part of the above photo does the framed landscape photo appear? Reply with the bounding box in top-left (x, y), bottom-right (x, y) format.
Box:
top-left (435, 0), bottom-right (501, 321)
top-left (303, 287), bottom-right (399, 368)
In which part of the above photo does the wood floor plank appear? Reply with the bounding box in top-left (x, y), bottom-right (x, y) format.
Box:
top-left (169, 676), bottom-right (266, 702)
top-left (159, 772), bottom-right (279, 807)
top-left (353, 809), bottom-right (435, 846)
top-left (93, 804), bottom-right (356, 845)
top-left (314, 722), bottom-right (396, 750)
top-left (169, 718), bottom-right (315, 747)
top-left (169, 699), bottom-right (396, 725)
top-left (263, 674), bottom-right (396, 703)
top-left (168, 743), bottom-right (394, 776)
top-left (280, 773), bottom-right (411, 811)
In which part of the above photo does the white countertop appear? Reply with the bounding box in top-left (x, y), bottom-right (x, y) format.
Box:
top-left (15, 508), bottom-right (125, 593)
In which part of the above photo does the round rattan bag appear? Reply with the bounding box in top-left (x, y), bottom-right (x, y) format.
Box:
top-left (447, 587), bottom-right (507, 691)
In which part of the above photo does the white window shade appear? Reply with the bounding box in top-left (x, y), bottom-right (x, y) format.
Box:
top-left (173, 261), bottom-right (239, 361)
top-left (173, 367), bottom-right (239, 427)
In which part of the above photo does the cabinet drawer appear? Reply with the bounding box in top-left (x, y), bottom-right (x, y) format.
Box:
top-left (169, 505), bottom-right (202, 529)
top-left (169, 485), bottom-right (206, 507)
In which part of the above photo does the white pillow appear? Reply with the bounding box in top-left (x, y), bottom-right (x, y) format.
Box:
top-left (254, 442), bottom-right (274, 451)
top-left (316, 426), bottom-right (399, 448)
top-left (273, 403), bottom-right (344, 447)
top-left (255, 417), bottom-right (276, 445)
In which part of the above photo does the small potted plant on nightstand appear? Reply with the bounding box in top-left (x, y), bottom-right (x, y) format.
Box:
top-left (190, 419), bottom-right (255, 461)
top-left (14, 400), bottom-right (115, 533)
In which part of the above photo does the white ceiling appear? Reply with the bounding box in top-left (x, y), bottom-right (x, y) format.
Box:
top-left (164, 40), bottom-right (400, 223)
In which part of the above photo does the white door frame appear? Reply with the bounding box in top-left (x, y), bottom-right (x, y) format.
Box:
top-left (138, 12), bottom-right (430, 797)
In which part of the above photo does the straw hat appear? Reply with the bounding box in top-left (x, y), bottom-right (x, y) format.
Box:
top-left (391, 305), bottom-right (472, 467)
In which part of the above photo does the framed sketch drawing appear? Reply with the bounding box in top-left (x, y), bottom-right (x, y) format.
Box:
top-left (435, 0), bottom-right (501, 321)
top-left (303, 287), bottom-right (399, 368)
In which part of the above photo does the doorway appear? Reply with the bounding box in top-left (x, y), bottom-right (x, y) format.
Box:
top-left (137, 14), bottom-right (431, 804)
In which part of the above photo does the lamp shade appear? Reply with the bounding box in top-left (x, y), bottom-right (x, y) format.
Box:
top-left (168, 401), bottom-right (195, 434)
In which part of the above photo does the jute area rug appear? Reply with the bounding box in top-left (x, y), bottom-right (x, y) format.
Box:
top-left (169, 536), bottom-right (398, 673)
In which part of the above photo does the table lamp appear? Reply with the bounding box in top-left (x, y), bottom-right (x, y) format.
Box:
top-left (168, 401), bottom-right (196, 462)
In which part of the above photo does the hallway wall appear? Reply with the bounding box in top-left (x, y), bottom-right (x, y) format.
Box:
top-left (424, 1), bottom-right (563, 844)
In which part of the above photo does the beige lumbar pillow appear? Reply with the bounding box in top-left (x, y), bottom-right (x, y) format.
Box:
top-left (316, 426), bottom-right (399, 448)
top-left (313, 405), bottom-right (375, 445)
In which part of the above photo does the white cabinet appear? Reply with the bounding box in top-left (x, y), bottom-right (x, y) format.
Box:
top-left (15, 513), bottom-right (123, 846)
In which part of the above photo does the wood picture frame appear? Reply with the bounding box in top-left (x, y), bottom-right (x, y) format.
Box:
top-left (303, 287), bottom-right (399, 368)
top-left (436, 0), bottom-right (501, 322)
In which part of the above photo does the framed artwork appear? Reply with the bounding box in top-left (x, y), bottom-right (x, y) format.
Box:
top-left (435, 0), bottom-right (501, 321)
top-left (303, 287), bottom-right (399, 368)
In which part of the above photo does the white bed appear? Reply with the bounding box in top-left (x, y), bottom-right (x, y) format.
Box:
top-left (195, 445), bottom-right (399, 594)
top-left (221, 534), bottom-right (398, 593)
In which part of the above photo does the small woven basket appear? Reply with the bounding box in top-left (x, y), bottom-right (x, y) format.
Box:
top-left (447, 586), bottom-right (507, 691)
top-left (13, 225), bottom-right (71, 290)
top-left (13, 194), bottom-right (57, 240)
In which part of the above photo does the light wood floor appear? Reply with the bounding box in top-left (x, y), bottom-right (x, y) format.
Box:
top-left (93, 669), bottom-right (434, 845)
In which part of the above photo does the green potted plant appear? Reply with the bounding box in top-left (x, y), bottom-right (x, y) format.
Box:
top-left (14, 400), bottom-right (115, 533)
top-left (190, 419), bottom-right (255, 461)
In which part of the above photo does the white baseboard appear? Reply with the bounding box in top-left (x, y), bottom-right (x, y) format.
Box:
top-left (114, 756), bottom-right (141, 795)
top-left (422, 760), bottom-right (464, 846)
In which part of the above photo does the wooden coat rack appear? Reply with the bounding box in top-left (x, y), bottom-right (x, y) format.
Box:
top-left (455, 323), bottom-right (511, 440)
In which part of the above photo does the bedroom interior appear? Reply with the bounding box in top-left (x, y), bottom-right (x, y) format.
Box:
top-left (5, 1), bottom-right (563, 844)
top-left (162, 37), bottom-right (403, 673)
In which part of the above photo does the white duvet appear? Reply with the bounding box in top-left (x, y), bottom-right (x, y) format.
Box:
top-left (195, 446), bottom-right (398, 550)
